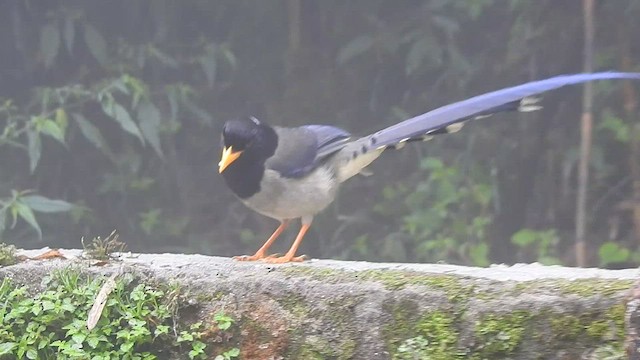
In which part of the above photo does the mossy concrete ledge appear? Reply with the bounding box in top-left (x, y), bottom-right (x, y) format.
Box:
top-left (2, 249), bottom-right (640, 359)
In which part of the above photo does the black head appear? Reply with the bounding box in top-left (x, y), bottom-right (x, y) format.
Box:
top-left (220, 116), bottom-right (278, 165)
top-left (222, 117), bottom-right (259, 151)
top-left (219, 116), bottom-right (278, 198)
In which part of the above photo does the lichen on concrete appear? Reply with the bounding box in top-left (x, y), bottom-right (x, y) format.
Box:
top-left (282, 266), bottom-right (477, 303)
top-left (284, 290), bottom-right (363, 359)
top-left (388, 308), bottom-right (461, 360)
top-left (0, 243), bottom-right (17, 266)
top-left (0, 250), bottom-right (637, 359)
top-left (471, 310), bottom-right (532, 357)
top-left (514, 278), bottom-right (634, 297)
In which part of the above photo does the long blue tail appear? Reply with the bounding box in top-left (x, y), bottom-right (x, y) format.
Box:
top-left (369, 72), bottom-right (640, 148)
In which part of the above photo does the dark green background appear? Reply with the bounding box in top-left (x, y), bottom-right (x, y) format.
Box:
top-left (1, 0), bottom-right (639, 267)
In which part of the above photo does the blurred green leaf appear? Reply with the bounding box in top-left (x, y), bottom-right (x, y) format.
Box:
top-left (200, 47), bottom-right (218, 88)
top-left (137, 101), bottom-right (163, 157)
top-left (10, 202), bottom-right (18, 229)
top-left (337, 35), bottom-right (374, 65)
top-left (129, 177), bottom-right (154, 191)
top-left (469, 243), bottom-right (489, 266)
top-left (27, 130), bottom-right (41, 173)
top-left (108, 77), bottom-right (130, 96)
top-left (219, 44), bottom-right (237, 70)
top-left (102, 102), bottom-right (144, 144)
top-left (538, 256), bottom-right (562, 266)
top-left (38, 119), bottom-right (65, 144)
top-left (472, 184), bottom-right (493, 207)
top-left (13, 202), bottom-right (42, 239)
top-left (511, 229), bottom-right (536, 247)
top-left (148, 45), bottom-right (178, 68)
top-left (511, 228), bottom-right (559, 263)
top-left (598, 110), bottom-right (629, 143)
top-left (55, 108), bottom-right (69, 134)
top-left (72, 113), bottom-right (111, 155)
top-left (122, 75), bottom-right (146, 108)
top-left (139, 209), bottom-right (161, 235)
top-left (83, 24), bottom-right (108, 67)
top-left (41, 23), bottom-right (61, 68)
top-left (420, 157), bottom-right (444, 171)
top-left (599, 242), bottom-right (630, 266)
top-left (21, 195), bottom-right (73, 213)
top-left (166, 87), bottom-right (179, 123)
top-left (225, 348), bottom-right (240, 357)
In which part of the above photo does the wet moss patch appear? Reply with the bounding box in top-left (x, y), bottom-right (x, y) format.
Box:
top-left (282, 266), bottom-right (476, 302)
top-left (471, 310), bottom-right (531, 358)
top-left (513, 278), bottom-right (633, 297)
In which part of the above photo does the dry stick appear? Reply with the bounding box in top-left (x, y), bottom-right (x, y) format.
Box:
top-left (87, 266), bottom-right (123, 331)
top-left (575, 0), bottom-right (595, 267)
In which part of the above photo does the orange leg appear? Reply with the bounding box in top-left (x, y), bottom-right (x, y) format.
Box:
top-left (264, 223), bottom-right (311, 263)
top-left (233, 220), bottom-right (290, 261)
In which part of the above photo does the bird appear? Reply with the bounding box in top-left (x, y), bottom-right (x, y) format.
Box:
top-left (218, 72), bottom-right (640, 263)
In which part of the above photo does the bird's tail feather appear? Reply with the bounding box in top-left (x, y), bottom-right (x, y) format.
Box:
top-left (370, 72), bottom-right (640, 151)
top-left (332, 72), bottom-right (640, 182)
top-left (387, 96), bottom-right (542, 149)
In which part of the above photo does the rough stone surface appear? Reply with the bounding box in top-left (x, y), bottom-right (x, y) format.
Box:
top-left (2, 248), bottom-right (640, 359)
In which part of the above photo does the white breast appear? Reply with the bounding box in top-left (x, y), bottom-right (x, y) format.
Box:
top-left (242, 166), bottom-right (339, 221)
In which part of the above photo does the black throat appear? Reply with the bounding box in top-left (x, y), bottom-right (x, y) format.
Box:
top-left (221, 154), bottom-right (265, 199)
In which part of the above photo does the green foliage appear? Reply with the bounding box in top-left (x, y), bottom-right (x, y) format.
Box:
top-left (214, 347), bottom-right (240, 360)
top-left (511, 229), bottom-right (561, 265)
top-left (598, 242), bottom-right (631, 267)
top-left (0, 3), bottom-right (235, 250)
top-left (213, 312), bottom-right (235, 331)
top-left (598, 110), bottom-right (630, 143)
top-left (0, 269), bottom-right (238, 359)
top-left (0, 190), bottom-right (74, 240)
top-left (374, 157), bottom-right (493, 265)
top-left (1, 1), bottom-right (640, 265)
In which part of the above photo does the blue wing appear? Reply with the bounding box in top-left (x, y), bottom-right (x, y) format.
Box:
top-left (268, 125), bottom-right (351, 178)
top-left (302, 125), bottom-right (352, 158)
top-left (370, 72), bottom-right (640, 147)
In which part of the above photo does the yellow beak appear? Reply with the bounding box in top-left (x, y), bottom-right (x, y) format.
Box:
top-left (218, 146), bottom-right (243, 173)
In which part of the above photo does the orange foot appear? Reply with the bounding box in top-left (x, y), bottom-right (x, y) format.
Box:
top-left (263, 254), bottom-right (308, 264)
top-left (233, 252), bottom-right (269, 261)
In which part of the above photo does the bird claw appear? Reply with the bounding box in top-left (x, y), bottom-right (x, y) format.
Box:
top-left (233, 253), bottom-right (267, 261)
top-left (263, 254), bottom-right (309, 264)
